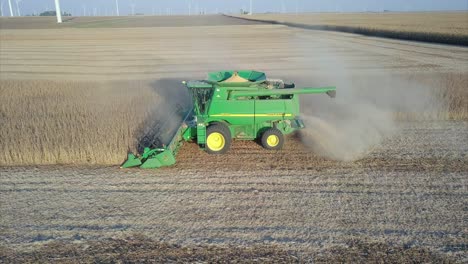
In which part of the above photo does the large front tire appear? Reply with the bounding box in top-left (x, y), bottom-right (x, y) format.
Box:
top-left (206, 124), bottom-right (231, 154)
top-left (261, 128), bottom-right (284, 150)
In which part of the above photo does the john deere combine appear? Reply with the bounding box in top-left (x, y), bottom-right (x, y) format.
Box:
top-left (122, 70), bottom-right (336, 169)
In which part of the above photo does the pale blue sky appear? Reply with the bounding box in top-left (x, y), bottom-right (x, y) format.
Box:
top-left (3, 0), bottom-right (467, 16)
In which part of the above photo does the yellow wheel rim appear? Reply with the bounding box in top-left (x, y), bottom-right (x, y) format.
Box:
top-left (267, 135), bottom-right (279, 147)
top-left (207, 132), bottom-right (225, 151)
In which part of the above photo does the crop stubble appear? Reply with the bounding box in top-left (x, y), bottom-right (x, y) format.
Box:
top-left (0, 15), bottom-right (467, 262)
top-left (235, 12), bottom-right (468, 45)
top-left (0, 121), bottom-right (467, 261)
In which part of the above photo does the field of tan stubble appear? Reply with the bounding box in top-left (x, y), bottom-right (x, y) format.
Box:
top-left (1, 126), bottom-right (467, 261)
top-left (0, 15), bottom-right (467, 166)
top-left (0, 15), bottom-right (467, 262)
top-left (240, 12), bottom-right (468, 41)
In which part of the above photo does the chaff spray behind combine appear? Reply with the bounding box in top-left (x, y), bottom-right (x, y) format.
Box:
top-left (122, 70), bottom-right (336, 169)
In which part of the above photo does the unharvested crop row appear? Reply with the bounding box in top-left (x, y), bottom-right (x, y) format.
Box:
top-left (0, 72), bottom-right (466, 166)
top-left (0, 79), bottom-right (189, 166)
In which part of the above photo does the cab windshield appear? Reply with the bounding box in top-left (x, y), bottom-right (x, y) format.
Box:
top-left (191, 87), bottom-right (213, 115)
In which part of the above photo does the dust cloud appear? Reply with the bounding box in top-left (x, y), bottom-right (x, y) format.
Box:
top-left (298, 76), bottom-right (397, 161)
top-left (290, 37), bottom-right (442, 161)
top-left (133, 78), bottom-right (191, 153)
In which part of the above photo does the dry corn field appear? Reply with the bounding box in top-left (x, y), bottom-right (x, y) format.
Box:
top-left (0, 15), bottom-right (467, 262)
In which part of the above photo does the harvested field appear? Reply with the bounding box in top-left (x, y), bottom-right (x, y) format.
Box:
top-left (0, 15), bottom-right (261, 29)
top-left (0, 15), bottom-right (467, 262)
top-left (234, 12), bottom-right (468, 45)
top-left (1, 121), bottom-right (467, 261)
top-left (0, 236), bottom-right (456, 263)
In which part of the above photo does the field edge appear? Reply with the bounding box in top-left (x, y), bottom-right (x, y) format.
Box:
top-left (0, 235), bottom-right (458, 263)
top-left (225, 14), bottom-right (468, 46)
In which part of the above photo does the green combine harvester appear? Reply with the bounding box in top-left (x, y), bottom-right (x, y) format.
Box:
top-left (122, 70), bottom-right (336, 169)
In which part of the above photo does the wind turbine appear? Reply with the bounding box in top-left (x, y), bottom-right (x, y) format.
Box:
top-left (7, 0), bottom-right (12, 16)
top-left (0, 1), bottom-right (4, 17)
top-left (115, 0), bottom-right (119, 16)
top-left (130, 0), bottom-right (135, 16)
top-left (15, 0), bottom-right (20, 16)
top-left (54, 0), bottom-right (62, 23)
top-left (249, 0), bottom-right (253, 15)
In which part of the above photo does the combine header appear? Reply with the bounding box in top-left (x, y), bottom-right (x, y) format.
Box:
top-left (122, 70), bottom-right (336, 169)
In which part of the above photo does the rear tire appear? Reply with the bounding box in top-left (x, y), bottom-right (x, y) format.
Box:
top-left (261, 128), bottom-right (284, 150)
top-left (206, 124), bottom-right (231, 154)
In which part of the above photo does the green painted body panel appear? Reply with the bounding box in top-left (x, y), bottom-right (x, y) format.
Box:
top-left (139, 150), bottom-right (176, 168)
top-left (230, 87), bottom-right (336, 98)
top-left (185, 71), bottom-right (335, 142)
top-left (140, 157), bottom-right (163, 169)
top-left (121, 153), bottom-right (142, 168)
top-left (190, 71), bottom-right (335, 140)
top-left (122, 70), bottom-right (336, 169)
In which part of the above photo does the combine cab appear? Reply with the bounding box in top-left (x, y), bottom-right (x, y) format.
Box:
top-left (122, 70), bottom-right (336, 169)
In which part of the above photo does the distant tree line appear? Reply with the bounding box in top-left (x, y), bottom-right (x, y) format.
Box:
top-left (39, 11), bottom-right (72, 17)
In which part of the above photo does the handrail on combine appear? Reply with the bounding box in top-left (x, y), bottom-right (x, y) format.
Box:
top-left (230, 86), bottom-right (336, 99)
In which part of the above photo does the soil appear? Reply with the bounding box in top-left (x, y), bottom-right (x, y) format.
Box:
top-left (0, 15), bottom-right (467, 262)
top-left (1, 121), bottom-right (466, 261)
